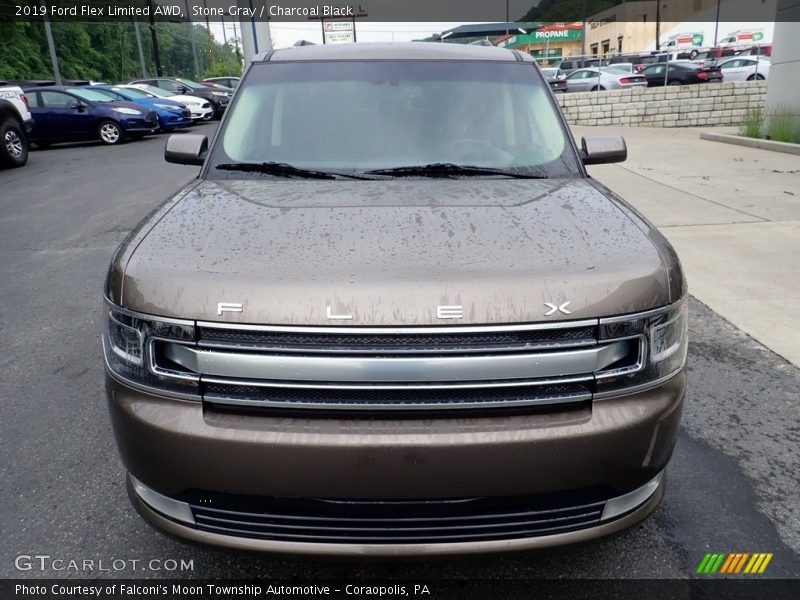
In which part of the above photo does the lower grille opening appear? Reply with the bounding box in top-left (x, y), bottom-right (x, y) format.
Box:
top-left (184, 488), bottom-right (611, 544)
top-left (201, 379), bottom-right (593, 417)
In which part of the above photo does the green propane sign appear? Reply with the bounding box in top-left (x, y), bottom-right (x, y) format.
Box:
top-left (534, 28), bottom-right (583, 42)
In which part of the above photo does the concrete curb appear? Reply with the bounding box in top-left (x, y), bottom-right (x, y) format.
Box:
top-left (699, 131), bottom-right (800, 156)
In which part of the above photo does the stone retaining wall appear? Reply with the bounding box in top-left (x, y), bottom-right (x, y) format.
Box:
top-left (555, 80), bottom-right (767, 127)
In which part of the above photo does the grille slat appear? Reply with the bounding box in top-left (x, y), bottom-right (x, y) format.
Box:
top-left (202, 379), bottom-right (593, 411)
top-left (188, 492), bottom-right (607, 543)
top-left (198, 325), bottom-right (597, 355)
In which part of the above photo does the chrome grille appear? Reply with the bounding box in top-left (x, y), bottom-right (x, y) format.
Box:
top-left (188, 490), bottom-right (607, 544)
top-left (153, 321), bottom-right (642, 413)
top-left (197, 324), bottom-right (596, 355)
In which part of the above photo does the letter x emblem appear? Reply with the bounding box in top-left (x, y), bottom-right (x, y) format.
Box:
top-left (544, 302), bottom-right (571, 316)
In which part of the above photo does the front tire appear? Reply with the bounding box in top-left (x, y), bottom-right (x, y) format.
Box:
top-left (590, 85), bottom-right (606, 91)
top-left (0, 120), bottom-right (28, 168)
top-left (98, 120), bottom-right (123, 145)
top-left (667, 79), bottom-right (683, 86)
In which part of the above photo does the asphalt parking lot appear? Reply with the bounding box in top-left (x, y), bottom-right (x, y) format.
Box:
top-left (1, 125), bottom-right (799, 581)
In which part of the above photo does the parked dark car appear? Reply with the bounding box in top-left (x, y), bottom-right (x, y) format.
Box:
top-left (202, 76), bottom-right (240, 89)
top-left (128, 77), bottom-right (231, 119)
top-left (87, 85), bottom-right (192, 131)
top-left (556, 58), bottom-right (602, 74)
top-left (540, 67), bottom-right (568, 92)
top-left (631, 51), bottom-right (694, 72)
top-left (23, 86), bottom-right (158, 146)
top-left (640, 62), bottom-right (723, 86)
top-left (688, 47), bottom-right (739, 68)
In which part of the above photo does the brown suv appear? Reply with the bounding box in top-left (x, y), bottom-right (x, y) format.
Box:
top-left (103, 43), bottom-right (687, 556)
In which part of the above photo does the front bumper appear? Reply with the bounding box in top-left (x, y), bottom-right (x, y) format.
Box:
top-left (157, 111), bottom-right (192, 130)
top-left (189, 107), bottom-right (213, 120)
top-left (118, 114), bottom-right (159, 135)
top-left (107, 371), bottom-right (685, 554)
top-left (128, 471), bottom-right (665, 557)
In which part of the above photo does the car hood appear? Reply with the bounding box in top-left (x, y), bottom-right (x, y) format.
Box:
top-left (171, 94), bottom-right (205, 106)
top-left (102, 100), bottom-right (150, 113)
top-left (116, 178), bottom-right (673, 325)
top-left (138, 98), bottom-right (181, 110)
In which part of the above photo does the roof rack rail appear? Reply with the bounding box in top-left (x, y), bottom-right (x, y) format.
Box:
top-left (294, 40), bottom-right (316, 46)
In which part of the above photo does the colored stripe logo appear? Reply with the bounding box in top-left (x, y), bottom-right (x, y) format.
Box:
top-left (696, 553), bottom-right (773, 574)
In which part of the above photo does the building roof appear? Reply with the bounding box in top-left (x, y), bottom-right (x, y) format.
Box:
top-left (438, 22), bottom-right (543, 39)
top-left (265, 42), bottom-right (530, 62)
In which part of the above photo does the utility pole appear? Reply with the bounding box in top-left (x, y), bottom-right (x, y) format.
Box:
top-left (714, 0), bottom-right (721, 46)
top-left (184, 0), bottom-right (199, 79)
top-left (41, 0), bottom-right (62, 85)
top-left (581, 0), bottom-right (587, 57)
top-left (146, 0), bottom-right (163, 76)
top-left (202, 0), bottom-right (211, 34)
top-left (133, 18), bottom-right (148, 78)
top-left (655, 0), bottom-right (661, 51)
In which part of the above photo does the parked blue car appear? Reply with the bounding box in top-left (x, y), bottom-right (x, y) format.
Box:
top-left (22, 86), bottom-right (158, 146)
top-left (87, 85), bottom-right (192, 131)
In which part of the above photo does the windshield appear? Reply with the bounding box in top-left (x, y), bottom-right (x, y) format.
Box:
top-left (211, 61), bottom-right (580, 179)
top-left (68, 88), bottom-right (114, 102)
top-left (112, 86), bottom-right (148, 99)
top-left (133, 85), bottom-right (172, 98)
top-left (176, 78), bottom-right (206, 90)
top-left (89, 88), bottom-right (125, 101)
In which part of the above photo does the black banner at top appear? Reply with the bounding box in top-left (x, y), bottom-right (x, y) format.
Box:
top-left (0, 0), bottom-right (796, 23)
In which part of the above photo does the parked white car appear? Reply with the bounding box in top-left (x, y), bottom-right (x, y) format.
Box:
top-left (715, 57), bottom-right (770, 81)
top-left (565, 68), bottom-right (648, 92)
top-left (0, 84), bottom-right (33, 168)
top-left (125, 84), bottom-right (214, 121)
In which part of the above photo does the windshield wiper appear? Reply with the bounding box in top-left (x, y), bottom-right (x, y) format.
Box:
top-left (364, 163), bottom-right (549, 179)
top-left (214, 162), bottom-right (375, 180)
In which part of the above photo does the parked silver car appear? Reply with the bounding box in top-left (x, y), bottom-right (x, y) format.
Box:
top-left (565, 68), bottom-right (648, 92)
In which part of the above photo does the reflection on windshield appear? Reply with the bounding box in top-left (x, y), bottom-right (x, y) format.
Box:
top-left (176, 78), bottom-right (204, 89)
top-left (215, 61), bottom-right (579, 178)
top-left (112, 87), bottom-right (147, 99)
top-left (68, 88), bottom-right (114, 102)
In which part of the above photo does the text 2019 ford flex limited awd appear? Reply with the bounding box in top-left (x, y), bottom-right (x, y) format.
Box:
top-left (103, 43), bottom-right (687, 556)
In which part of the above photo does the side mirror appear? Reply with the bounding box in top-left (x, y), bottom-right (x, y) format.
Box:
top-left (164, 133), bottom-right (208, 165)
top-left (580, 135), bottom-right (627, 165)
top-left (178, 86), bottom-right (190, 94)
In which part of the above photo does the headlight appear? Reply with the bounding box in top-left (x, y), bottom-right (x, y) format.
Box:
top-left (211, 91), bottom-right (229, 97)
top-left (103, 303), bottom-right (199, 399)
top-left (153, 103), bottom-right (179, 110)
top-left (112, 107), bottom-right (142, 115)
top-left (594, 297), bottom-right (688, 398)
